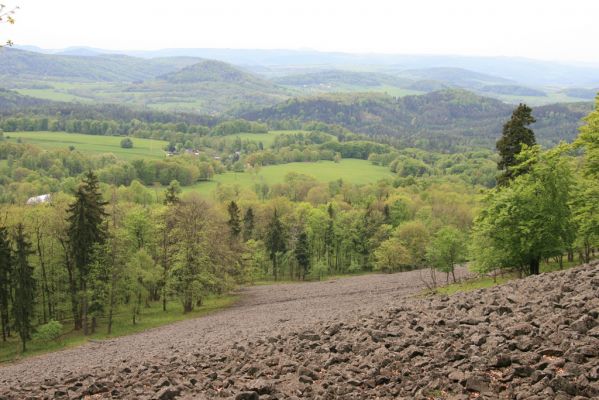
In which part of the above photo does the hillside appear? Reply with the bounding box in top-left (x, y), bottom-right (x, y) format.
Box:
top-left (159, 60), bottom-right (267, 85)
top-left (272, 70), bottom-right (413, 88)
top-left (395, 67), bottom-right (514, 90)
top-left (0, 88), bottom-right (49, 111)
top-left (242, 90), bottom-right (592, 150)
top-left (1, 261), bottom-right (596, 398)
top-left (480, 84), bottom-right (547, 97)
top-left (0, 48), bottom-right (202, 82)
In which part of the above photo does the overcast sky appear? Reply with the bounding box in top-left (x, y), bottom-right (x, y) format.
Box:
top-left (4, 0), bottom-right (599, 63)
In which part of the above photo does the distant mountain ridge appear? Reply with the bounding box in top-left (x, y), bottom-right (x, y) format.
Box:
top-left (16, 45), bottom-right (599, 87)
top-left (0, 48), bottom-right (202, 82)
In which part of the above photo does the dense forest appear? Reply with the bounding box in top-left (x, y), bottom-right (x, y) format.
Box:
top-left (243, 90), bottom-right (592, 151)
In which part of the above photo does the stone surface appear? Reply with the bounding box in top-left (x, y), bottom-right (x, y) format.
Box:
top-left (1, 262), bottom-right (599, 399)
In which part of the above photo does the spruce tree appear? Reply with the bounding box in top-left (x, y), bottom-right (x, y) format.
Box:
top-left (295, 231), bottom-right (310, 280)
top-left (12, 224), bottom-right (35, 352)
top-left (242, 207), bottom-right (255, 241)
top-left (164, 180), bottom-right (181, 205)
top-left (227, 201), bottom-right (241, 238)
top-left (0, 226), bottom-right (13, 342)
top-left (496, 103), bottom-right (537, 185)
top-left (67, 171), bottom-right (107, 334)
top-left (265, 209), bottom-right (287, 280)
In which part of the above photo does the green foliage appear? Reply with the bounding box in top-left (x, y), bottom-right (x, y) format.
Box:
top-left (0, 226), bottom-right (12, 342)
top-left (576, 95), bottom-right (599, 178)
top-left (373, 236), bottom-right (411, 273)
top-left (120, 137), bottom-right (133, 149)
top-left (164, 180), bottom-right (181, 205)
top-left (471, 147), bottom-right (575, 275)
top-left (295, 231), bottom-right (310, 279)
top-left (33, 320), bottom-right (63, 343)
top-left (427, 226), bottom-right (467, 282)
top-left (496, 103), bottom-right (537, 184)
top-left (265, 209), bottom-right (287, 280)
top-left (12, 224), bottom-right (36, 352)
top-left (227, 201), bottom-right (241, 238)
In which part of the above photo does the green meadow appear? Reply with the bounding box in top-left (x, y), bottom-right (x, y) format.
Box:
top-left (185, 159), bottom-right (394, 197)
top-left (5, 131), bottom-right (169, 161)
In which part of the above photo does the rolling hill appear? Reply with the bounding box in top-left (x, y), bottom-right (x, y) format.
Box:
top-left (242, 89), bottom-right (592, 150)
top-left (0, 48), bottom-right (202, 82)
top-left (0, 88), bottom-right (49, 111)
top-left (394, 67), bottom-right (513, 90)
top-left (272, 70), bottom-right (413, 88)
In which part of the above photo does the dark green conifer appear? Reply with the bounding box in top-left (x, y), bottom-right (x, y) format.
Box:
top-left (12, 224), bottom-right (35, 352)
top-left (496, 103), bottom-right (537, 185)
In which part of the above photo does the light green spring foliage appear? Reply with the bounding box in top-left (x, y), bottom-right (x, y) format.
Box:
top-left (373, 236), bottom-right (411, 273)
top-left (470, 146), bottom-right (575, 274)
top-left (33, 320), bottom-right (63, 343)
top-left (426, 226), bottom-right (467, 275)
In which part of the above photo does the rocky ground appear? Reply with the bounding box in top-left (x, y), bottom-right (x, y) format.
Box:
top-left (1, 263), bottom-right (598, 399)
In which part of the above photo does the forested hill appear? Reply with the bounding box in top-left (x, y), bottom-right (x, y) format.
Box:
top-left (272, 70), bottom-right (413, 88)
top-left (0, 47), bottom-right (202, 82)
top-left (160, 60), bottom-right (270, 85)
top-left (0, 89), bottom-right (217, 125)
top-left (0, 88), bottom-right (49, 111)
top-left (242, 90), bottom-right (592, 150)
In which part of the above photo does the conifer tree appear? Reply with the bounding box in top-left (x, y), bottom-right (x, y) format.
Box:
top-left (295, 231), bottom-right (310, 280)
top-left (265, 209), bottom-right (287, 280)
top-left (67, 171), bottom-right (107, 334)
top-left (227, 201), bottom-right (241, 238)
top-left (0, 226), bottom-right (13, 342)
top-left (242, 207), bottom-right (255, 242)
top-left (496, 103), bottom-right (537, 185)
top-left (164, 180), bottom-right (181, 205)
top-left (12, 224), bottom-right (35, 352)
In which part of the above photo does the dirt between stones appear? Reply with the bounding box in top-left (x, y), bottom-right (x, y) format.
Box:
top-left (1, 263), bottom-right (598, 400)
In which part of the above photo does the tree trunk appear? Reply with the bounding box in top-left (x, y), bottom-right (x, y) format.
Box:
top-left (35, 228), bottom-right (52, 323)
top-left (61, 240), bottom-right (81, 330)
top-left (529, 258), bottom-right (540, 275)
top-left (81, 286), bottom-right (89, 336)
top-left (451, 266), bottom-right (456, 283)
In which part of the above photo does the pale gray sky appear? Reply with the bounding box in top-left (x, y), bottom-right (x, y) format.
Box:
top-left (5, 0), bottom-right (599, 63)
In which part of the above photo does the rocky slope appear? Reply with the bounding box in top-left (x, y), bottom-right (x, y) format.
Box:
top-left (1, 263), bottom-right (598, 399)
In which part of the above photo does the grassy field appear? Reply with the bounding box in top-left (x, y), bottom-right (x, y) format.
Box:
top-left (5, 131), bottom-right (168, 161)
top-left (434, 257), bottom-right (591, 295)
top-left (0, 295), bottom-right (237, 363)
top-left (185, 159), bottom-right (394, 196)
top-left (221, 130), bottom-right (334, 147)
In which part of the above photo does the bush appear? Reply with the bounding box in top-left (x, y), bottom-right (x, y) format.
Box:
top-left (120, 137), bottom-right (134, 148)
top-left (34, 320), bottom-right (63, 343)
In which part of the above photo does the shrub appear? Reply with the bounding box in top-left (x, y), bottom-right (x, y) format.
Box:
top-left (120, 137), bottom-right (134, 148)
top-left (33, 320), bottom-right (63, 343)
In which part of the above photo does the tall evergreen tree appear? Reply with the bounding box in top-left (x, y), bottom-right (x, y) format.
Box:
top-left (295, 231), bottom-right (310, 280)
top-left (496, 103), bottom-right (537, 185)
top-left (242, 207), bottom-right (255, 242)
top-left (0, 226), bottom-right (13, 342)
top-left (12, 224), bottom-right (35, 352)
top-left (265, 209), bottom-right (287, 280)
top-left (227, 201), bottom-right (241, 238)
top-left (67, 171), bottom-right (107, 334)
top-left (163, 180), bottom-right (181, 205)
